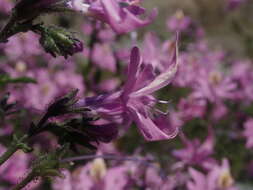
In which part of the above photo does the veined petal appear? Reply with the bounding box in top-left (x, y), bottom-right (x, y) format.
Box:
top-left (131, 35), bottom-right (179, 97)
top-left (101, 0), bottom-right (122, 22)
top-left (133, 64), bottom-right (156, 91)
top-left (187, 168), bottom-right (207, 190)
top-left (129, 106), bottom-right (178, 141)
top-left (101, 0), bottom-right (157, 34)
top-left (122, 46), bottom-right (141, 99)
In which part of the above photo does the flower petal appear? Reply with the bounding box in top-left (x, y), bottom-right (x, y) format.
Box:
top-left (129, 106), bottom-right (178, 141)
top-left (101, 0), bottom-right (157, 34)
top-left (131, 35), bottom-right (179, 97)
top-left (122, 46), bottom-right (141, 99)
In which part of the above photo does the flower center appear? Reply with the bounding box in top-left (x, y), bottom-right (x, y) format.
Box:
top-left (217, 170), bottom-right (234, 188)
top-left (90, 158), bottom-right (107, 181)
top-left (175, 10), bottom-right (185, 20)
top-left (15, 61), bottom-right (27, 73)
top-left (209, 71), bottom-right (222, 85)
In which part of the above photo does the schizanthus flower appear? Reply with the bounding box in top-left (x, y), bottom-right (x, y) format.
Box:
top-left (76, 35), bottom-right (179, 141)
top-left (71, 0), bottom-right (157, 34)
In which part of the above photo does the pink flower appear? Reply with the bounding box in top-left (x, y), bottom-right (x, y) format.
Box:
top-left (7, 65), bottom-right (85, 110)
top-left (77, 36), bottom-right (179, 141)
top-left (120, 45), bottom-right (179, 141)
top-left (71, 0), bottom-right (157, 34)
top-left (0, 0), bottom-right (13, 13)
top-left (231, 61), bottom-right (253, 101)
top-left (227, 0), bottom-right (247, 10)
top-left (167, 10), bottom-right (191, 32)
top-left (91, 43), bottom-right (116, 72)
top-left (3, 32), bottom-right (42, 61)
top-left (0, 144), bottom-right (38, 188)
top-left (141, 32), bottom-right (173, 71)
top-left (243, 118), bottom-right (253, 148)
top-left (177, 95), bottom-right (207, 121)
top-left (187, 159), bottom-right (238, 190)
top-left (173, 128), bottom-right (216, 169)
top-left (53, 159), bottom-right (129, 190)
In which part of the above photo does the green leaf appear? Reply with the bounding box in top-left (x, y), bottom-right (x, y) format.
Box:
top-left (0, 75), bottom-right (37, 85)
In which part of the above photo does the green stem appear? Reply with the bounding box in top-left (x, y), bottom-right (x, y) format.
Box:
top-left (0, 134), bottom-right (29, 166)
top-left (0, 145), bottom-right (19, 166)
top-left (12, 170), bottom-right (37, 190)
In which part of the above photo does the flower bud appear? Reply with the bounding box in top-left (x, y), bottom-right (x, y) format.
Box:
top-left (39, 26), bottom-right (83, 58)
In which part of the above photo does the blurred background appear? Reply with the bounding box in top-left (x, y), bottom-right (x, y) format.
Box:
top-left (1, 0), bottom-right (253, 189)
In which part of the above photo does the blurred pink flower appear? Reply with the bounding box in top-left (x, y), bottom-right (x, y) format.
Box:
top-left (231, 61), bottom-right (253, 101)
top-left (3, 32), bottom-right (42, 61)
top-left (243, 118), bottom-right (253, 148)
top-left (0, 144), bottom-right (33, 186)
top-left (91, 43), bottom-right (117, 72)
top-left (71, 0), bottom-right (157, 34)
top-left (7, 65), bottom-right (85, 110)
top-left (53, 159), bottom-right (129, 190)
top-left (173, 128), bottom-right (216, 169)
top-left (187, 159), bottom-right (238, 190)
top-left (177, 95), bottom-right (207, 121)
top-left (227, 0), bottom-right (247, 10)
top-left (0, 0), bottom-right (13, 13)
top-left (167, 10), bottom-right (191, 32)
top-left (141, 32), bottom-right (173, 70)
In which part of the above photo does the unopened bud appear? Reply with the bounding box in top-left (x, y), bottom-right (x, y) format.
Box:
top-left (39, 26), bottom-right (83, 58)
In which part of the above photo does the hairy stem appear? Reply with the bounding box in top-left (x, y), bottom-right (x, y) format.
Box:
top-left (0, 144), bottom-right (19, 166)
top-left (0, 134), bottom-right (28, 166)
top-left (12, 170), bottom-right (37, 190)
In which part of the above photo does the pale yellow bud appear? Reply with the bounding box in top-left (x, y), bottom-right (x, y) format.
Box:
top-left (175, 10), bottom-right (185, 20)
top-left (90, 158), bottom-right (107, 181)
top-left (209, 71), bottom-right (222, 85)
top-left (15, 61), bottom-right (27, 73)
top-left (217, 169), bottom-right (234, 188)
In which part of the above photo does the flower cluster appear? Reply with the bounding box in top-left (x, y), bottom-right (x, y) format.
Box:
top-left (0, 0), bottom-right (253, 189)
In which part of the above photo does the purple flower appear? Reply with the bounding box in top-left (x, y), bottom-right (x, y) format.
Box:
top-left (231, 61), bottom-right (253, 102)
top-left (53, 158), bottom-right (129, 190)
top-left (7, 65), bottom-right (85, 110)
top-left (76, 37), bottom-right (179, 141)
top-left (141, 32), bottom-right (173, 71)
top-left (173, 128), bottom-right (216, 170)
top-left (71, 0), bottom-right (157, 34)
top-left (3, 32), bottom-right (42, 61)
top-left (53, 170), bottom-right (73, 190)
top-left (174, 42), bottom-right (237, 103)
top-left (91, 43), bottom-right (117, 72)
top-left (0, 0), bottom-right (13, 14)
top-left (167, 10), bottom-right (191, 32)
top-left (243, 118), bottom-right (253, 148)
top-left (177, 95), bottom-right (207, 121)
top-left (187, 159), bottom-right (238, 190)
top-left (0, 144), bottom-right (40, 189)
top-left (122, 44), bottom-right (179, 140)
top-left (227, 0), bottom-right (247, 10)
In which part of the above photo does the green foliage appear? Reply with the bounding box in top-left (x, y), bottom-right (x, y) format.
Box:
top-left (0, 74), bottom-right (37, 86)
